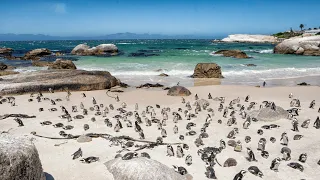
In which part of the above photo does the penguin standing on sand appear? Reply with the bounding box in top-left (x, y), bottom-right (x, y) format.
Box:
top-left (185, 154), bottom-right (192, 166)
top-left (177, 145), bottom-right (184, 158)
top-left (233, 170), bottom-right (246, 180)
top-left (173, 125), bottom-right (178, 134)
top-left (301, 119), bottom-right (311, 128)
top-left (314, 116), bottom-right (320, 129)
top-left (243, 117), bottom-right (251, 129)
top-left (92, 97), bottom-right (97, 105)
top-left (167, 145), bottom-right (174, 156)
top-left (245, 95), bottom-right (250, 102)
top-left (246, 147), bottom-right (257, 162)
top-left (205, 165), bottom-right (217, 179)
top-left (270, 157), bottom-right (281, 172)
top-left (309, 100), bottom-right (315, 109)
top-left (280, 132), bottom-right (289, 146)
top-left (220, 139), bottom-right (226, 149)
top-left (299, 153), bottom-right (307, 163)
top-left (292, 118), bottom-right (299, 132)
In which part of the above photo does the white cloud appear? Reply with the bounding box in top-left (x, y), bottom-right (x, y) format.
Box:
top-left (53, 3), bottom-right (66, 14)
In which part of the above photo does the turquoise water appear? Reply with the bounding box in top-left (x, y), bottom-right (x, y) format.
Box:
top-left (1, 40), bottom-right (320, 86)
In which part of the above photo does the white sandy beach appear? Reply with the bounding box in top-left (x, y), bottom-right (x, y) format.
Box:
top-left (1, 85), bottom-right (320, 180)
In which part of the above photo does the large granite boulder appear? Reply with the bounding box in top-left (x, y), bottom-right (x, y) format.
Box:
top-left (0, 48), bottom-right (13, 57)
top-left (0, 134), bottom-right (45, 180)
top-left (0, 62), bottom-right (8, 70)
top-left (249, 106), bottom-right (289, 122)
top-left (167, 86), bottom-right (191, 96)
top-left (191, 63), bottom-right (223, 78)
top-left (220, 34), bottom-right (278, 43)
top-left (48, 59), bottom-right (77, 70)
top-left (214, 50), bottom-right (249, 59)
top-left (23, 48), bottom-right (52, 60)
top-left (0, 70), bottom-right (119, 95)
top-left (274, 36), bottom-right (320, 56)
top-left (104, 157), bottom-right (191, 180)
top-left (71, 43), bottom-right (118, 56)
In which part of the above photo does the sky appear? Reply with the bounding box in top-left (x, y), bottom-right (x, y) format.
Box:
top-left (0, 0), bottom-right (319, 37)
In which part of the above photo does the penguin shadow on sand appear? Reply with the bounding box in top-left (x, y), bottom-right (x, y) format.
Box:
top-left (45, 172), bottom-right (55, 180)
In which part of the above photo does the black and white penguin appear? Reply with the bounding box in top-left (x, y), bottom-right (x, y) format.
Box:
top-left (309, 100), bottom-right (315, 109)
top-left (298, 153), bottom-right (307, 163)
top-left (173, 165), bottom-right (188, 175)
top-left (233, 170), bottom-right (246, 180)
top-left (173, 125), bottom-right (178, 134)
top-left (245, 95), bottom-right (250, 102)
top-left (243, 117), bottom-right (251, 129)
top-left (248, 166), bottom-right (263, 177)
top-left (122, 152), bottom-right (138, 160)
top-left (280, 132), bottom-right (289, 146)
top-left (161, 128), bottom-right (167, 138)
top-left (83, 124), bottom-right (89, 131)
top-left (227, 128), bottom-right (239, 139)
top-left (270, 157), bottom-right (281, 172)
top-left (176, 145), bottom-right (184, 158)
top-left (246, 147), bottom-right (257, 162)
top-left (71, 148), bottom-right (82, 160)
top-left (301, 119), bottom-right (311, 128)
top-left (257, 138), bottom-right (266, 151)
top-left (208, 93), bottom-right (212, 99)
top-left (195, 94), bottom-right (199, 100)
top-left (167, 145), bottom-right (174, 156)
top-left (205, 165), bottom-right (217, 179)
top-left (14, 118), bottom-right (24, 127)
top-left (72, 106), bottom-right (78, 113)
top-left (220, 139), bottom-right (226, 149)
top-left (114, 123), bottom-right (121, 132)
top-left (92, 97), bottom-right (97, 105)
top-left (314, 116), bottom-right (320, 129)
top-left (185, 154), bottom-right (192, 166)
top-left (135, 121), bottom-right (142, 132)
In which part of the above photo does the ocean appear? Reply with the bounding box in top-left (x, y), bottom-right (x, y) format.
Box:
top-left (1, 39), bottom-right (320, 87)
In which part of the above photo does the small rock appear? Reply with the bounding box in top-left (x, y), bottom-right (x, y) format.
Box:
top-left (297, 82), bottom-right (310, 86)
top-left (223, 158), bottom-right (237, 167)
top-left (159, 73), bottom-right (169, 77)
top-left (214, 50), bottom-right (249, 59)
top-left (245, 64), bottom-right (257, 67)
top-left (77, 135), bottom-right (92, 143)
top-left (167, 86), bottom-right (191, 96)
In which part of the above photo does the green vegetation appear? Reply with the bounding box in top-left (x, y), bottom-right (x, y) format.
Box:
top-left (299, 24), bottom-right (304, 31)
top-left (272, 31), bottom-right (302, 39)
top-left (316, 32), bottom-right (320, 35)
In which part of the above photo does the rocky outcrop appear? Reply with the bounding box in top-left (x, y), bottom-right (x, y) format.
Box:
top-left (167, 86), bottom-right (191, 96)
top-left (71, 44), bottom-right (118, 56)
top-left (219, 34), bottom-right (278, 43)
top-left (249, 106), bottom-right (289, 122)
top-left (0, 134), bottom-right (45, 180)
top-left (48, 59), bottom-right (77, 70)
top-left (0, 48), bottom-right (13, 57)
top-left (0, 62), bottom-right (8, 70)
top-left (274, 36), bottom-right (320, 56)
top-left (104, 157), bottom-right (191, 180)
top-left (23, 48), bottom-right (52, 60)
top-left (214, 50), bottom-right (249, 59)
top-left (0, 70), bottom-right (119, 95)
top-left (0, 71), bottom-right (19, 76)
top-left (191, 63), bottom-right (223, 78)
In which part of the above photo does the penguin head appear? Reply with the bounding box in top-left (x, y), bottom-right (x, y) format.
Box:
top-left (258, 172), bottom-right (263, 177)
top-left (133, 152), bottom-right (138, 157)
top-left (240, 170), bottom-right (247, 175)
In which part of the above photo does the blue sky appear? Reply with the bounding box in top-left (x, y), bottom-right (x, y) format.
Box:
top-left (0, 0), bottom-right (319, 36)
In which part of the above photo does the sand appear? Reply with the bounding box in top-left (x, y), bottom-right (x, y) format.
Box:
top-left (1, 85), bottom-right (320, 180)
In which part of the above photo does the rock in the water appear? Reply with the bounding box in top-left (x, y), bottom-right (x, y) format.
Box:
top-left (274, 36), bottom-right (320, 56)
top-left (0, 48), bottom-right (13, 57)
top-left (0, 134), bottom-right (45, 180)
top-left (0, 70), bottom-right (119, 95)
top-left (297, 82), bottom-right (310, 86)
top-left (71, 43), bottom-right (118, 56)
top-left (249, 106), bottom-right (289, 122)
top-left (23, 48), bottom-right (52, 60)
top-left (32, 61), bottom-right (54, 67)
top-left (77, 135), bottom-right (92, 143)
top-left (191, 63), bottom-right (223, 78)
top-left (214, 50), bottom-right (249, 59)
top-left (0, 62), bottom-right (8, 70)
top-left (223, 158), bottom-right (237, 167)
top-left (167, 86), bottom-right (191, 96)
top-left (104, 157), bottom-right (190, 180)
top-left (48, 59), bottom-right (77, 70)
top-left (136, 83), bottom-right (164, 88)
top-left (245, 64), bottom-right (257, 67)
top-left (159, 73), bottom-right (169, 77)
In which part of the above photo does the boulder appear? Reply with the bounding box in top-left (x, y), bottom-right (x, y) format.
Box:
top-left (214, 50), bottom-right (249, 59)
top-left (0, 70), bottom-right (119, 95)
top-left (0, 48), bottom-right (13, 57)
top-left (23, 48), bottom-right (52, 60)
top-left (274, 36), bottom-right (320, 56)
top-left (0, 134), bottom-right (45, 180)
top-left (71, 44), bottom-right (118, 56)
top-left (32, 61), bottom-right (53, 67)
top-left (104, 157), bottom-right (190, 180)
top-left (159, 73), bottom-right (169, 77)
top-left (0, 62), bottom-right (8, 70)
top-left (245, 64), bottom-right (257, 67)
top-left (167, 86), bottom-right (191, 96)
top-left (223, 158), bottom-right (237, 167)
top-left (221, 34), bottom-right (278, 43)
top-left (0, 71), bottom-right (19, 76)
top-left (249, 106), bottom-right (289, 122)
top-left (48, 59), bottom-right (77, 70)
top-left (191, 63), bottom-right (223, 78)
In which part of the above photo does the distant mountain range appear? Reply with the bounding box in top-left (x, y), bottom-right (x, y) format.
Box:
top-left (0, 33), bottom-right (217, 41)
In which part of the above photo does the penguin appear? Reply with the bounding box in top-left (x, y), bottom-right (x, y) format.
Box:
top-left (82, 93), bottom-right (86, 98)
top-left (301, 119), bottom-right (311, 128)
top-left (71, 148), bottom-right (82, 160)
top-left (298, 153), bottom-right (307, 163)
top-left (257, 138), bottom-right (266, 151)
top-left (245, 136), bottom-right (251, 143)
top-left (220, 139), bottom-right (226, 149)
top-left (173, 125), bottom-right (178, 134)
top-left (14, 118), bottom-right (24, 127)
top-left (246, 147), bottom-right (257, 162)
top-left (270, 157), bottom-right (281, 172)
top-left (139, 131), bottom-right (145, 139)
top-left (173, 165), bottom-right (188, 175)
top-left (261, 151), bottom-right (269, 159)
top-left (135, 121), bottom-right (142, 132)
top-left (248, 166), bottom-right (263, 178)
top-left (292, 118), bottom-right (299, 132)
top-left (161, 128), bottom-right (167, 138)
top-left (50, 99), bottom-right (56, 105)
top-left (167, 145), bottom-right (174, 156)
top-left (177, 145), bottom-right (184, 158)
top-left (233, 170), bottom-right (246, 180)
top-left (72, 106), bottom-right (78, 112)
top-left (309, 100), bottom-right (315, 109)
top-left (122, 152), bottom-right (138, 160)
top-left (194, 136), bottom-right (204, 147)
top-left (126, 120), bottom-right (133, 127)
top-left (83, 109), bottom-right (88, 115)
top-left (104, 118), bottom-right (112, 127)
top-left (185, 154), bottom-right (192, 166)
top-left (282, 151), bottom-right (291, 161)
top-left (157, 121), bottom-right (163, 130)
top-left (208, 93), bottom-right (212, 99)
top-left (92, 97), bottom-right (97, 105)
top-left (181, 97), bottom-right (185, 104)
top-left (280, 132), bottom-right (289, 146)
top-left (227, 128), bottom-right (238, 139)
top-left (314, 116), bottom-right (320, 129)
top-left (195, 94), bottom-right (199, 100)
top-left (205, 165), bottom-right (217, 179)
top-left (83, 124), bottom-right (89, 131)
top-left (114, 123), bottom-right (121, 132)
top-left (243, 118), bottom-right (251, 129)
top-left (289, 93), bottom-right (293, 98)
top-left (179, 135), bottom-right (185, 141)
top-left (245, 95), bottom-right (250, 102)
top-left (116, 95), bottom-right (120, 102)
